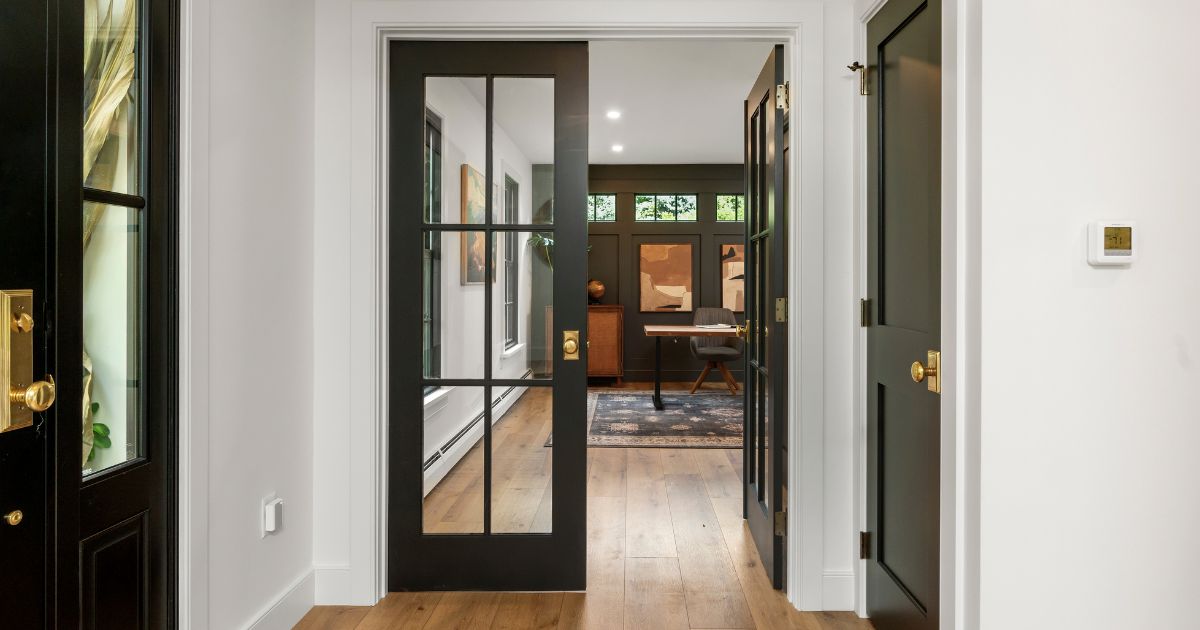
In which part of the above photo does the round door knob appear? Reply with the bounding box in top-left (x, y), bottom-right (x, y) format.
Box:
top-left (910, 361), bottom-right (927, 383)
top-left (12, 312), bottom-right (34, 333)
top-left (11, 375), bottom-right (55, 412)
top-left (4, 510), bottom-right (22, 526)
top-left (563, 338), bottom-right (579, 355)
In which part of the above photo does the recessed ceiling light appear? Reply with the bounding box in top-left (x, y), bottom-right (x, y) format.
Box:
top-left (611, 144), bottom-right (624, 153)
top-left (606, 109), bottom-right (621, 120)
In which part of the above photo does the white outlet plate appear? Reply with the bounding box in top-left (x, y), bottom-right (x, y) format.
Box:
top-left (261, 494), bottom-right (283, 538)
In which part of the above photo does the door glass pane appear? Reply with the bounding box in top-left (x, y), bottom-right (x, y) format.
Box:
top-left (492, 232), bottom-right (553, 381)
top-left (491, 386), bottom-right (552, 533)
top-left (492, 77), bottom-right (554, 224)
top-left (84, 0), bottom-right (140, 196)
top-left (82, 202), bottom-right (141, 476)
top-left (424, 230), bottom-right (485, 379)
top-left (424, 77), bottom-right (486, 224)
top-left (423, 387), bottom-right (486, 533)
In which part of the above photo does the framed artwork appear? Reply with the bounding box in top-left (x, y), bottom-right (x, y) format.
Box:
top-left (639, 243), bottom-right (694, 312)
top-left (460, 163), bottom-right (494, 284)
top-left (720, 243), bottom-right (745, 312)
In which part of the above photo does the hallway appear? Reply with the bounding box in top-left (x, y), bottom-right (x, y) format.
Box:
top-left (298, 387), bottom-right (872, 629)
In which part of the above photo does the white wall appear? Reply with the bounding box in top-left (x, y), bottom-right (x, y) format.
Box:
top-left (977, 1), bottom-right (1200, 628)
top-left (181, 0), bottom-right (317, 627)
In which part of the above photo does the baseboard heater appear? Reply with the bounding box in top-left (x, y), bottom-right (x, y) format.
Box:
top-left (422, 371), bottom-right (532, 472)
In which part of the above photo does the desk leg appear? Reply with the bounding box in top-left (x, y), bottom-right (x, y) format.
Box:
top-left (653, 336), bottom-right (664, 410)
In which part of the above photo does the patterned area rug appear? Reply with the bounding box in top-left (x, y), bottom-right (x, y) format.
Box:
top-left (547, 391), bottom-right (743, 449)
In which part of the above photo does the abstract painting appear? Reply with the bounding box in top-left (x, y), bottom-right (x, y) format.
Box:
top-left (720, 243), bottom-right (745, 312)
top-left (639, 243), bottom-right (693, 312)
top-left (460, 163), bottom-right (493, 284)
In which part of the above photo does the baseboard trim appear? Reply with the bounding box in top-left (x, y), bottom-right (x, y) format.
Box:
top-left (822, 570), bottom-right (856, 611)
top-left (314, 563), bottom-right (353, 605)
top-left (244, 568), bottom-right (315, 630)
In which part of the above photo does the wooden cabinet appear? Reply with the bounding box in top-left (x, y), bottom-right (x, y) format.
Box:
top-left (587, 305), bottom-right (624, 383)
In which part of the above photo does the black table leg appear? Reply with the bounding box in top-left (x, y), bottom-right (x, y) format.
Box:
top-left (653, 336), bottom-right (664, 410)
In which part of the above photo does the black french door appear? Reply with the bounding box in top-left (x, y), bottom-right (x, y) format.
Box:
top-left (388, 41), bottom-right (589, 590)
top-left (0, 0), bottom-right (178, 626)
top-left (742, 44), bottom-right (789, 589)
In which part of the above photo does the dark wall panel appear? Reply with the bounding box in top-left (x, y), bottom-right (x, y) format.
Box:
top-left (588, 164), bottom-right (744, 382)
top-left (82, 512), bottom-right (148, 630)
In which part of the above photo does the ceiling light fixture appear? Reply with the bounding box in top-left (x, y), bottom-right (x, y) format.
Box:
top-left (611, 144), bottom-right (624, 153)
top-left (606, 110), bottom-right (621, 120)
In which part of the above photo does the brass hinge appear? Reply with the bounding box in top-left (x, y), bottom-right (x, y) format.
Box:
top-left (860, 531), bottom-right (871, 559)
top-left (774, 511), bottom-right (787, 537)
top-left (775, 297), bottom-right (787, 323)
top-left (860, 298), bottom-right (872, 327)
top-left (776, 82), bottom-right (790, 112)
top-left (848, 61), bottom-right (869, 96)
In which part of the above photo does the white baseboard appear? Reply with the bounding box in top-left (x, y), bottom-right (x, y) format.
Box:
top-left (314, 563), bottom-right (353, 605)
top-left (244, 569), bottom-right (315, 630)
top-left (822, 570), bottom-right (857, 611)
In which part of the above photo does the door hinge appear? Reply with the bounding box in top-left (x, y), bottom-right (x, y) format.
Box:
top-left (860, 531), bottom-right (871, 559)
top-left (774, 511), bottom-right (787, 537)
top-left (860, 298), bottom-right (872, 327)
top-left (776, 82), bottom-right (790, 112)
top-left (848, 61), bottom-right (869, 96)
top-left (774, 297), bottom-right (787, 323)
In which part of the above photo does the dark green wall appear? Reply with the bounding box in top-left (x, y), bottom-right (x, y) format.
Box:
top-left (587, 164), bottom-right (745, 383)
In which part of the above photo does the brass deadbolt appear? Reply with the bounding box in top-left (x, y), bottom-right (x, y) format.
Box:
top-left (12, 312), bottom-right (33, 334)
top-left (4, 510), bottom-right (22, 526)
top-left (11, 375), bottom-right (55, 412)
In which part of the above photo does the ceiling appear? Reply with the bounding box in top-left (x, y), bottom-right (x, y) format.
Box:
top-left (470, 40), bottom-right (778, 165)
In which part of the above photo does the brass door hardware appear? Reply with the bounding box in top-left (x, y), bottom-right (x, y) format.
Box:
top-left (2, 290), bottom-right (55, 432)
top-left (3, 510), bottom-right (22, 526)
top-left (848, 61), bottom-right (869, 95)
top-left (563, 330), bottom-right (580, 361)
top-left (909, 350), bottom-right (941, 394)
top-left (736, 322), bottom-right (751, 340)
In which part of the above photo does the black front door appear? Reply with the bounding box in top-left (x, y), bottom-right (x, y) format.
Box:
top-left (865, 0), bottom-right (942, 628)
top-left (388, 41), bottom-right (589, 590)
top-left (742, 44), bottom-right (789, 589)
top-left (0, 0), bottom-right (177, 625)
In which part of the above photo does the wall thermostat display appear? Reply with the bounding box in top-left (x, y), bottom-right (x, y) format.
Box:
top-left (1088, 222), bottom-right (1136, 266)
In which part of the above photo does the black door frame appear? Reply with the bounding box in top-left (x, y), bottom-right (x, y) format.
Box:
top-left (0, 0), bottom-right (179, 624)
top-left (387, 40), bottom-right (589, 591)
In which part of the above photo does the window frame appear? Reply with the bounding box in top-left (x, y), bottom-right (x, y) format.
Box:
top-left (634, 193), bottom-right (698, 222)
top-left (503, 174), bottom-right (520, 350)
top-left (422, 110), bottom-right (443, 394)
top-left (587, 193), bottom-right (617, 222)
top-left (716, 193), bottom-right (746, 222)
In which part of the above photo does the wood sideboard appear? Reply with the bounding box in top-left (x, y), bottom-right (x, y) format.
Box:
top-left (587, 305), bottom-right (624, 384)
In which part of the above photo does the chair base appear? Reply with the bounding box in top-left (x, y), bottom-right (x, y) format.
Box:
top-left (691, 360), bottom-right (740, 395)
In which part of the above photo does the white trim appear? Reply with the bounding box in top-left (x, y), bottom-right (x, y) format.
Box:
top-left (242, 569), bottom-right (316, 630)
top-left (178, 0), bottom-right (210, 625)
top-left (851, 0), bottom-right (981, 627)
top-left (314, 0), bottom-right (828, 610)
top-left (822, 571), bottom-right (857, 611)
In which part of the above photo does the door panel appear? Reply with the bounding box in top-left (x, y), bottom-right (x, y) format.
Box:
top-left (866, 0), bottom-right (941, 629)
top-left (389, 41), bottom-right (588, 590)
top-left (742, 44), bottom-right (788, 589)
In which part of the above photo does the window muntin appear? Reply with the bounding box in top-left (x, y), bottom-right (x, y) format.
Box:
top-left (634, 194), bottom-right (698, 222)
top-left (503, 176), bottom-right (519, 349)
top-left (423, 111), bottom-right (443, 391)
top-left (587, 194), bottom-right (616, 221)
top-left (716, 194), bottom-right (746, 222)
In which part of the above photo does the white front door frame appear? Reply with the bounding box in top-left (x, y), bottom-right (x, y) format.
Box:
top-left (314, 0), bottom-right (829, 610)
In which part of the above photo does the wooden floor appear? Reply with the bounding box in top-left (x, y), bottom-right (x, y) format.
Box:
top-left (298, 384), bottom-right (873, 630)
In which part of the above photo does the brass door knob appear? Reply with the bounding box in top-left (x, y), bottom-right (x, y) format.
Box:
top-left (563, 338), bottom-right (579, 355)
top-left (910, 350), bottom-right (941, 394)
top-left (11, 375), bottom-right (55, 412)
top-left (3, 510), bottom-right (22, 526)
top-left (736, 323), bottom-right (750, 340)
top-left (910, 361), bottom-right (928, 383)
top-left (11, 312), bottom-right (33, 333)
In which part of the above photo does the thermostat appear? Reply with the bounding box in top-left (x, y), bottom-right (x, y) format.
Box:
top-left (1088, 222), bottom-right (1136, 266)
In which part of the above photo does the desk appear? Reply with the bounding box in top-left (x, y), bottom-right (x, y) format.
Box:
top-left (643, 324), bottom-right (740, 410)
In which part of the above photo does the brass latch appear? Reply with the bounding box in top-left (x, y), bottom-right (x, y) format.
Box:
top-left (563, 330), bottom-right (581, 361)
top-left (1, 290), bottom-right (56, 432)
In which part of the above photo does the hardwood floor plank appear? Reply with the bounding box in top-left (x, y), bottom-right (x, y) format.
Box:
top-left (556, 591), bottom-right (623, 630)
top-left (624, 557), bottom-right (683, 594)
top-left (294, 606), bottom-right (370, 630)
top-left (491, 592), bottom-right (565, 630)
top-left (588, 448), bottom-right (628, 498)
top-left (625, 448), bottom-right (677, 558)
top-left (623, 590), bottom-right (690, 630)
top-left (356, 592), bottom-right (443, 630)
top-left (422, 592), bottom-right (502, 629)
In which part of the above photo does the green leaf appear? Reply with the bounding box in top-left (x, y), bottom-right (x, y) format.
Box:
top-left (88, 449), bottom-right (95, 463)
top-left (93, 434), bottom-right (112, 449)
top-left (93, 422), bottom-right (110, 438)
top-left (90, 401), bottom-right (100, 415)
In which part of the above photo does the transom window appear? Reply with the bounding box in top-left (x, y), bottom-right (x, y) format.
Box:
top-left (587, 194), bottom-right (616, 221)
top-left (716, 194), bottom-right (746, 222)
top-left (635, 194), bottom-right (697, 222)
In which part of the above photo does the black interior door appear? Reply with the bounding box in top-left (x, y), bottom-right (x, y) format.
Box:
top-left (1, 0), bottom-right (177, 626)
top-left (388, 41), bottom-right (589, 590)
top-left (742, 44), bottom-right (788, 589)
top-left (865, 1), bottom-right (942, 629)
